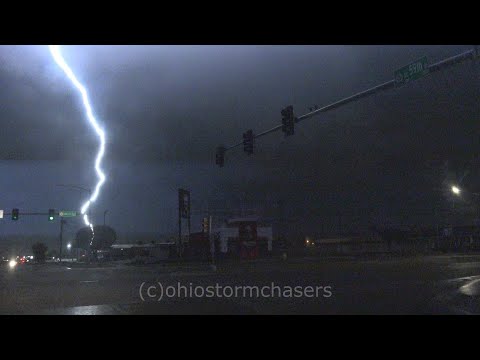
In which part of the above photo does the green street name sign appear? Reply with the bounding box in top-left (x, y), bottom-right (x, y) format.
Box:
top-left (59, 211), bottom-right (77, 217)
top-left (395, 56), bottom-right (429, 87)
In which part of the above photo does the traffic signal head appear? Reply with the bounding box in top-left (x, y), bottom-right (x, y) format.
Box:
top-left (48, 209), bottom-right (55, 221)
top-left (12, 208), bottom-right (19, 221)
top-left (216, 145), bottom-right (226, 167)
top-left (281, 105), bottom-right (295, 137)
top-left (243, 129), bottom-right (254, 155)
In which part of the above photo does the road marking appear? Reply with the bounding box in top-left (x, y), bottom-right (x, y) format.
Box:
top-left (80, 280), bottom-right (99, 284)
top-left (444, 275), bottom-right (480, 284)
top-left (169, 271), bottom-right (215, 277)
top-left (459, 278), bottom-right (480, 296)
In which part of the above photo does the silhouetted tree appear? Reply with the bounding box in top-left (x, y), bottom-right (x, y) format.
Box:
top-left (75, 225), bottom-right (117, 250)
top-left (32, 242), bottom-right (48, 263)
top-left (47, 249), bottom-right (58, 258)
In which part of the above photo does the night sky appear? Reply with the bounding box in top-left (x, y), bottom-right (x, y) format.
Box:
top-left (1, 45), bottom-right (479, 240)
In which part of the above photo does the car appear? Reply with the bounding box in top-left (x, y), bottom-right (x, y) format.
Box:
top-left (3, 258), bottom-right (18, 269)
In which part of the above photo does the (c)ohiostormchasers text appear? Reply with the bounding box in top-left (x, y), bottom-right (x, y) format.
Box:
top-left (139, 282), bottom-right (333, 301)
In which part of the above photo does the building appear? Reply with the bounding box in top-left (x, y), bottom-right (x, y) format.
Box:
top-left (188, 216), bottom-right (273, 260)
top-left (215, 216), bottom-right (273, 259)
top-left (109, 242), bottom-right (175, 262)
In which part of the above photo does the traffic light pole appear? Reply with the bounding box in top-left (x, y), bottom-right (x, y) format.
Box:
top-left (59, 219), bottom-right (65, 263)
top-left (221, 47), bottom-right (479, 153)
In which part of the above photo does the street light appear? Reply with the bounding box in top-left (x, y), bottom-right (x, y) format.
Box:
top-left (56, 184), bottom-right (92, 197)
top-left (449, 185), bottom-right (480, 228)
top-left (67, 243), bottom-right (72, 261)
top-left (451, 185), bottom-right (480, 197)
top-left (56, 184), bottom-right (92, 262)
top-left (55, 183), bottom-right (92, 225)
top-left (55, 183), bottom-right (92, 219)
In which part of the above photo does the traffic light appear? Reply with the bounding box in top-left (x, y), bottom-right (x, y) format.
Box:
top-left (215, 145), bottom-right (226, 167)
top-left (48, 209), bottom-right (55, 221)
top-left (243, 129), bottom-right (254, 155)
top-left (12, 208), bottom-right (19, 221)
top-left (281, 105), bottom-right (295, 137)
top-left (202, 217), bottom-right (210, 234)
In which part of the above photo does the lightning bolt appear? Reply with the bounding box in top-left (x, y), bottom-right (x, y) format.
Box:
top-left (49, 45), bottom-right (106, 230)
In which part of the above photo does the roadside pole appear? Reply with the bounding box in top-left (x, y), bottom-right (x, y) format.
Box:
top-left (178, 198), bottom-right (182, 258)
top-left (59, 219), bottom-right (65, 263)
top-left (209, 215), bottom-right (216, 271)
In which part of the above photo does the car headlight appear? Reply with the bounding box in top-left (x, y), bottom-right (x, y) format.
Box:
top-left (9, 260), bottom-right (17, 269)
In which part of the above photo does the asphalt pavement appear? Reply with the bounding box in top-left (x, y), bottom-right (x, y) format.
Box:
top-left (1, 254), bottom-right (480, 314)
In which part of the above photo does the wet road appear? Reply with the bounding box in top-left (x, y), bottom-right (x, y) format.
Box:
top-left (1, 254), bottom-right (480, 314)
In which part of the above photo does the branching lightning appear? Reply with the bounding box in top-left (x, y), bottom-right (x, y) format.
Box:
top-left (49, 45), bottom-right (106, 229)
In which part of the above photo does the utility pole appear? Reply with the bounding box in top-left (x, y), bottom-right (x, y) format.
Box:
top-left (178, 199), bottom-right (182, 258)
top-left (209, 215), bottom-right (216, 270)
top-left (188, 206), bottom-right (191, 251)
top-left (59, 219), bottom-right (66, 263)
top-left (103, 210), bottom-right (108, 226)
top-left (178, 189), bottom-right (191, 258)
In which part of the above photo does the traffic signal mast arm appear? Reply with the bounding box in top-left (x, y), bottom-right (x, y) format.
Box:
top-left (221, 47), bottom-right (479, 154)
top-left (6, 211), bottom-right (60, 216)
top-left (4, 210), bottom-right (81, 216)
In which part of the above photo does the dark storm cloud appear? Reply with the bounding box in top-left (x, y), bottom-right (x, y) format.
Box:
top-left (1, 45), bottom-right (474, 162)
top-left (1, 45), bottom-right (479, 237)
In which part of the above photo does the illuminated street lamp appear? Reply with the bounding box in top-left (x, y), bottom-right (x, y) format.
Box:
top-left (66, 243), bottom-right (73, 262)
top-left (451, 185), bottom-right (461, 195)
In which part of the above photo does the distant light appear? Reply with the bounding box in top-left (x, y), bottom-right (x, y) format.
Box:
top-left (67, 243), bottom-right (72, 249)
top-left (452, 186), bottom-right (461, 195)
top-left (9, 260), bottom-right (17, 269)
